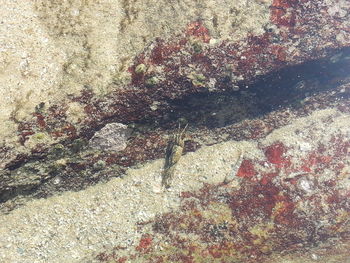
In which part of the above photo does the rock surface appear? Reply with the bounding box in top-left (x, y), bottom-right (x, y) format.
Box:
top-left (1, 0), bottom-right (349, 169)
top-left (89, 123), bottom-right (132, 152)
top-left (0, 108), bottom-right (349, 262)
top-left (0, 0), bottom-right (350, 262)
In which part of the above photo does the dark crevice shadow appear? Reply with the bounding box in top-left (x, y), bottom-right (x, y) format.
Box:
top-left (1, 47), bottom-right (349, 210)
top-left (152, 47), bottom-right (350, 129)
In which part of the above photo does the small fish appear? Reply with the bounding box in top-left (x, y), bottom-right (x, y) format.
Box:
top-left (223, 149), bottom-right (244, 184)
top-left (161, 124), bottom-right (187, 188)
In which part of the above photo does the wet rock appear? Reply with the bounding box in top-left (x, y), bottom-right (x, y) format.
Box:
top-left (1, 0), bottom-right (350, 170)
top-left (88, 123), bottom-right (131, 152)
top-left (0, 1), bottom-right (350, 261)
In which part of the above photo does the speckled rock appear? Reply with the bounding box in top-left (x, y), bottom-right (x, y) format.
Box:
top-left (1, 0), bottom-right (350, 170)
top-left (88, 123), bottom-right (131, 152)
top-left (0, 1), bottom-right (350, 262)
top-left (0, 107), bottom-right (349, 263)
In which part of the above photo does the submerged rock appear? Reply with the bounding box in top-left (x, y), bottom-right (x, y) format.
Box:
top-left (0, 0), bottom-right (350, 262)
top-left (88, 123), bottom-right (131, 152)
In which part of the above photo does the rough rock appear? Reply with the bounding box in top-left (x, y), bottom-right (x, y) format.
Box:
top-left (0, 0), bottom-right (350, 262)
top-left (1, 0), bottom-right (350, 169)
top-left (88, 123), bottom-right (131, 152)
top-left (0, 107), bottom-right (349, 262)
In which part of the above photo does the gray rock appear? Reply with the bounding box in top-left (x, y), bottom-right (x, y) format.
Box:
top-left (89, 123), bottom-right (131, 152)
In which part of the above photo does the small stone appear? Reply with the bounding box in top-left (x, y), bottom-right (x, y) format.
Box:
top-left (209, 38), bottom-right (218, 45)
top-left (150, 101), bottom-right (160, 111)
top-left (299, 142), bottom-right (312, 152)
top-left (53, 177), bottom-right (61, 185)
top-left (135, 63), bottom-right (147, 74)
top-left (55, 158), bottom-right (67, 167)
top-left (89, 123), bottom-right (132, 152)
top-left (93, 160), bottom-right (106, 171)
top-left (298, 177), bottom-right (314, 193)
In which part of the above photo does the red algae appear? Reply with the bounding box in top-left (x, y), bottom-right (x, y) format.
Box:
top-left (135, 234), bottom-right (153, 253)
top-left (1, 5), bottom-right (350, 260)
top-left (0, 1), bottom-right (350, 260)
top-left (264, 142), bottom-right (290, 168)
top-left (117, 257), bottom-right (128, 263)
top-left (34, 113), bottom-right (46, 129)
top-left (186, 21), bottom-right (211, 43)
top-left (96, 133), bottom-right (350, 262)
top-left (236, 159), bottom-right (257, 179)
top-left (261, 172), bottom-right (278, 185)
top-left (2, 0), bottom-right (348, 173)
